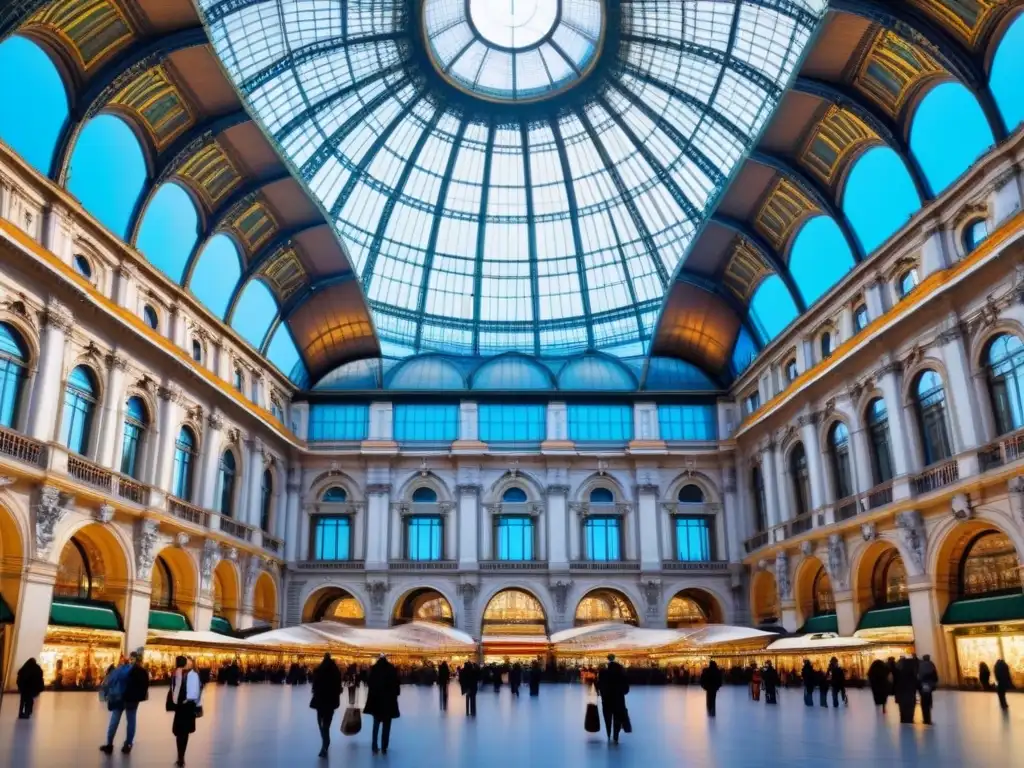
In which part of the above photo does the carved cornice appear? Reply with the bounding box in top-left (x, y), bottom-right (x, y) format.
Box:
top-left (875, 360), bottom-right (903, 378)
top-left (366, 483), bottom-right (392, 496)
top-left (43, 299), bottom-right (73, 332)
top-left (456, 484), bottom-right (482, 495)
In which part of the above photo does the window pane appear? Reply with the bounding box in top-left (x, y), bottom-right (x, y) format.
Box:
top-left (479, 404), bottom-right (546, 442)
top-left (585, 517), bottom-right (621, 561)
top-left (675, 516), bottom-right (711, 561)
top-left (315, 517), bottom-right (351, 560)
top-left (407, 515), bottom-right (442, 560)
top-left (657, 404), bottom-right (717, 440)
top-left (567, 404), bottom-right (633, 442)
top-left (497, 516), bottom-right (533, 560)
top-left (394, 404), bottom-right (459, 441)
top-left (309, 404), bottom-right (370, 441)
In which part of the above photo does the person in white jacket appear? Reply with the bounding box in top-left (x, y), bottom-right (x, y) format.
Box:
top-left (169, 656), bottom-right (202, 766)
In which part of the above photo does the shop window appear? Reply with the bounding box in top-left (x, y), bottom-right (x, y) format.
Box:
top-left (985, 333), bottom-right (1024, 435)
top-left (119, 396), bottom-right (149, 479)
top-left (871, 549), bottom-right (908, 606)
top-left (666, 595), bottom-right (708, 628)
top-left (960, 531), bottom-right (1022, 597)
top-left (0, 322), bottom-right (28, 429)
top-left (55, 537), bottom-right (94, 599)
top-left (60, 366), bottom-right (98, 455)
top-left (914, 370), bottom-right (952, 465)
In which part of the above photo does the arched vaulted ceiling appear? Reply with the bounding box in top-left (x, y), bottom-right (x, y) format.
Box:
top-left (4, 0), bottom-right (1023, 388)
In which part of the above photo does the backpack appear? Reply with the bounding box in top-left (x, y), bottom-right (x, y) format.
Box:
top-left (105, 666), bottom-right (129, 707)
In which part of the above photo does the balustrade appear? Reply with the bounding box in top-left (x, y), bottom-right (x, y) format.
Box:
top-left (660, 560), bottom-right (729, 571)
top-left (912, 459), bottom-right (959, 495)
top-left (867, 481), bottom-right (893, 509)
top-left (0, 425), bottom-right (44, 465)
top-left (387, 560), bottom-right (458, 571)
top-left (743, 531), bottom-right (770, 553)
top-left (169, 497), bottom-right (210, 528)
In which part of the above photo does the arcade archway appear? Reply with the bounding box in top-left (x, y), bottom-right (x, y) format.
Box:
top-left (302, 586), bottom-right (366, 625)
top-left (392, 588), bottom-right (454, 625)
top-left (574, 588), bottom-right (638, 626)
top-left (666, 588), bottom-right (723, 627)
top-left (253, 572), bottom-right (278, 628)
top-left (751, 570), bottom-right (780, 627)
top-left (481, 588), bottom-right (547, 636)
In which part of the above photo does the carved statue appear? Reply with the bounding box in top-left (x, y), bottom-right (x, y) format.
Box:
top-left (200, 540), bottom-right (220, 594)
top-left (35, 485), bottom-right (68, 555)
top-left (456, 582), bottom-right (478, 611)
top-left (367, 580), bottom-right (390, 611)
top-left (135, 519), bottom-right (159, 581)
top-left (861, 522), bottom-right (877, 542)
top-left (550, 580), bottom-right (573, 614)
top-left (827, 533), bottom-right (849, 591)
top-left (950, 492), bottom-right (973, 521)
top-left (775, 551), bottom-right (792, 601)
top-left (896, 510), bottom-right (927, 573)
top-left (641, 579), bottom-right (662, 615)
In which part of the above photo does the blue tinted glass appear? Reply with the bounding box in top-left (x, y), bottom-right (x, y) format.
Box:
top-left (60, 367), bottom-right (97, 454)
top-left (321, 486), bottom-right (348, 502)
top-left (658, 404), bottom-right (717, 440)
top-left (991, 15), bottom-right (1024, 132)
top-left (472, 356), bottom-right (552, 390)
top-left (842, 147), bottom-right (921, 254)
top-left (497, 516), bottom-right (533, 561)
top-left (558, 356), bottom-right (635, 390)
top-left (675, 516), bottom-right (711, 561)
top-left (388, 357), bottom-right (465, 389)
top-left (0, 323), bottom-right (27, 428)
top-left (585, 517), bottom-right (621, 561)
top-left (314, 516), bottom-right (351, 560)
top-left (412, 487), bottom-right (438, 502)
top-left (231, 279), bottom-right (278, 349)
top-left (68, 115), bottom-right (146, 238)
top-left (266, 324), bottom-right (307, 384)
top-left (750, 275), bottom-right (798, 343)
top-left (190, 234), bottom-right (242, 318)
top-left (136, 183), bottom-right (200, 281)
top-left (910, 82), bottom-right (995, 194)
top-left (172, 429), bottom-right (195, 500)
top-left (125, 396), bottom-right (147, 424)
top-left (309, 404), bottom-right (369, 441)
top-left (730, 327), bottom-right (760, 377)
top-left (567, 404), bottom-right (633, 442)
top-left (789, 216), bottom-right (856, 305)
top-left (589, 488), bottom-right (614, 503)
top-left (0, 37), bottom-right (68, 174)
top-left (394, 404), bottom-right (459, 441)
top-left (218, 451), bottom-right (236, 516)
top-left (479, 404), bottom-right (546, 442)
top-left (502, 487), bottom-right (528, 503)
top-left (407, 516), bottom-right (442, 560)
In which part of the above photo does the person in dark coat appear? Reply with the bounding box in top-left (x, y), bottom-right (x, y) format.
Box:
top-left (170, 656), bottom-right (202, 767)
top-left (459, 662), bottom-right (478, 716)
top-left (528, 660), bottom-right (542, 697)
top-left (364, 655), bottom-right (400, 754)
top-left (437, 661), bottom-right (451, 711)
top-left (16, 658), bottom-right (45, 719)
top-left (817, 666), bottom-right (830, 708)
top-left (762, 662), bottom-right (779, 705)
top-left (917, 654), bottom-right (938, 725)
top-left (894, 657), bottom-right (917, 724)
top-left (596, 654), bottom-right (629, 744)
top-left (699, 661), bottom-right (723, 717)
top-left (979, 661), bottom-right (992, 691)
top-left (827, 657), bottom-right (846, 708)
top-left (867, 658), bottom-right (890, 713)
top-left (491, 663), bottom-right (502, 693)
top-left (101, 652), bottom-right (149, 754)
top-left (311, 653), bottom-right (342, 757)
top-left (993, 658), bottom-right (1013, 710)
top-left (509, 663), bottom-right (522, 697)
top-left (801, 660), bottom-right (815, 707)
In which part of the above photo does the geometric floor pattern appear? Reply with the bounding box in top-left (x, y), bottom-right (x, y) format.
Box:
top-left (1, 683), bottom-right (1021, 767)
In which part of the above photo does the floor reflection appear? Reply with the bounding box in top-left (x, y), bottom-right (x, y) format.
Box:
top-left (1, 683), bottom-right (1021, 767)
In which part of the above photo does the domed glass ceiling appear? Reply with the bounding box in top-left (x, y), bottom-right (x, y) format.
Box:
top-left (198, 0), bottom-right (825, 361)
top-left (424, 0), bottom-right (604, 102)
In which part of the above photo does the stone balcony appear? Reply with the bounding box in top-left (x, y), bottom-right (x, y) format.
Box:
top-left (568, 560), bottom-right (641, 572)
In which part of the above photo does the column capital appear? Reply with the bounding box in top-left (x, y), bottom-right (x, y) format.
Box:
top-left (456, 483), bottom-right (482, 495)
top-left (158, 384), bottom-right (184, 404)
top-left (43, 298), bottom-right (73, 331)
top-left (366, 483), bottom-right (391, 496)
top-left (636, 483), bottom-right (659, 496)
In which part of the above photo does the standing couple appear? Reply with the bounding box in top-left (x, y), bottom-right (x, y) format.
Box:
top-left (311, 653), bottom-right (401, 757)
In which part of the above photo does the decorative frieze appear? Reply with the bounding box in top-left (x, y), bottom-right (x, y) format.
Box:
top-left (135, 519), bottom-right (159, 581)
top-left (775, 551), bottom-right (792, 601)
top-left (35, 484), bottom-right (69, 555)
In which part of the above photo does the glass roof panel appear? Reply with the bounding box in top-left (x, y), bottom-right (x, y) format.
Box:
top-left (198, 0), bottom-right (824, 363)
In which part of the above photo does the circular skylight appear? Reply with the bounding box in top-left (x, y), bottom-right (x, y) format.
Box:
top-left (424, 0), bottom-right (605, 102)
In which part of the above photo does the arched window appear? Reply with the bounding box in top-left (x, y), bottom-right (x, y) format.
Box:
top-left (231, 280), bottom-right (278, 350)
top-left (866, 398), bottom-right (894, 485)
top-left (898, 268), bottom-right (918, 298)
top-left (589, 487), bottom-right (614, 504)
top-left (960, 531), bottom-right (1022, 597)
top-left (750, 275), bottom-right (799, 342)
top-left (785, 358), bottom-right (798, 383)
top-left (751, 466), bottom-right (767, 533)
top-left (677, 484), bottom-right (704, 504)
top-left (152, 556), bottom-right (173, 609)
top-left (909, 82), bottom-right (995, 194)
top-left (172, 427), bottom-right (197, 501)
top-left (60, 366), bottom-right (98, 455)
top-left (985, 334), bottom-right (1024, 436)
top-left (820, 331), bottom-right (833, 360)
top-left (191, 339), bottom-right (203, 363)
top-left (841, 146), bottom-right (921, 254)
top-left (502, 486), bottom-right (528, 503)
top-left (260, 469), bottom-right (273, 532)
top-left (73, 254), bottom-right (93, 280)
top-left (854, 304), bottom-right (869, 333)
top-left (789, 216), bottom-right (856, 305)
top-left (143, 305), bottom-right (159, 330)
top-left (119, 396), bottom-right (149, 479)
top-left (990, 13), bottom-right (1024, 132)
top-left (915, 370), bottom-right (952, 465)
top-left (190, 234), bottom-right (242, 319)
top-left (321, 486), bottom-right (347, 502)
top-left (0, 36), bottom-right (69, 174)
top-left (812, 565), bottom-right (835, 615)
top-left (828, 422), bottom-right (853, 500)
top-left (217, 450), bottom-right (237, 517)
top-left (55, 537), bottom-right (92, 599)
top-left (0, 322), bottom-right (29, 429)
top-left (789, 442), bottom-right (812, 516)
top-left (412, 487), bottom-right (438, 503)
top-left (136, 183), bottom-right (200, 282)
top-left (963, 218), bottom-right (988, 253)
top-left (871, 549), bottom-right (908, 606)
top-left (233, 367), bottom-right (244, 392)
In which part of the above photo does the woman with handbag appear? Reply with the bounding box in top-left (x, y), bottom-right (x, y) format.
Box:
top-left (168, 656), bottom-right (202, 767)
top-left (310, 653), bottom-right (342, 757)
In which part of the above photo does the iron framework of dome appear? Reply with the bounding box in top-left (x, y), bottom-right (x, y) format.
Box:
top-left (198, 0), bottom-right (826, 368)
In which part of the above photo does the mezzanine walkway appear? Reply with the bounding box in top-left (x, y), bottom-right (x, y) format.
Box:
top-left (1, 683), bottom-right (1020, 767)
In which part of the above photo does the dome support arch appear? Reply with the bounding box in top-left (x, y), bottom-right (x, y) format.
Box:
top-left (712, 215), bottom-right (807, 313)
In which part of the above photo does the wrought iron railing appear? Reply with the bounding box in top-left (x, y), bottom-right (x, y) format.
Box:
top-left (294, 560), bottom-right (365, 571)
top-left (479, 560), bottom-right (548, 571)
top-left (912, 459), bottom-right (959, 495)
top-left (387, 560), bottom-right (458, 571)
top-left (169, 497), bottom-right (210, 527)
top-left (787, 513), bottom-right (814, 537)
top-left (867, 481), bottom-right (893, 509)
top-left (219, 516), bottom-right (254, 542)
top-left (117, 476), bottom-right (148, 505)
top-left (744, 531), bottom-right (770, 553)
top-left (0, 425), bottom-right (44, 465)
top-left (978, 429), bottom-right (1024, 472)
top-left (568, 561), bottom-right (640, 571)
top-left (262, 533), bottom-right (283, 555)
top-left (67, 455), bottom-right (113, 492)
top-left (835, 496), bottom-right (860, 522)
top-left (660, 560), bottom-right (729, 572)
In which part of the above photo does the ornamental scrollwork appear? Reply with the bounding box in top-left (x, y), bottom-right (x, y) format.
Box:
top-left (35, 484), bottom-right (69, 555)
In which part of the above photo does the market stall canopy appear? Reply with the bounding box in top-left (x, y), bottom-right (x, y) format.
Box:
top-left (552, 622), bottom-right (774, 653)
top-left (246, 624), bottom-right (336, 647)
top-left (147, 630), bottom-right (254, 648)
top-left (766, 633), bottom-right (874, 653)
top-left (247, 621), bottom-right (476, 654)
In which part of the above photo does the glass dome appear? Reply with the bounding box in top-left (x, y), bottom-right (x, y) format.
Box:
top-left (199, 0), bottom-right (825, 362)
top-left (423, 0), bottom-right (604, 102)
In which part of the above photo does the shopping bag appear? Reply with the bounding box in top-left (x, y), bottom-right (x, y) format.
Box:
top-left (621, 707), bottom-right (632, 734)
top-left (584, 702), bottom-right (601, 733)
top-left (341, 706), bottom-right (362, 736)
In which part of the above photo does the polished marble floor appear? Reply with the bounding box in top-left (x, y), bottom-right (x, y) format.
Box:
top-left (1, 683), bottom-right (1020, 767)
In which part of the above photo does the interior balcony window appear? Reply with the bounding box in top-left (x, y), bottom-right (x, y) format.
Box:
top-left (217, 450), bottom-right (237, 517)
top-left (898, 268), bottom-right (919, 299)
top-left (479, 403), bottom-right (546, 443)
top-left (172, 426), bottom-right (197, 501)
top-left (789, 442), bottom-right (812, 516)
top-left (119, 396), bottom-right (149, 479)
top-left (260, 469), bottom-right (273, 532)
top-left (60, 365), bottom-right (98, 455)
top-left (73, 254), bottom-right (92, 280)
top-left (657, 404), bottom-right (717, 440)
top-left (751, 466), bottom-right (767, 533)
top-left (496, 516), bottom-right (533, 561)
top-left (233, 367), bottom-right (244, 392)
top-left (866, 398), bottom-right (894, 485)
top-left (143, 305), bottom-right (159, 331)
top-left (675, 516), bottom-right (712, 561)
top-left (314, 516), bottom-right (351, 560)
top-left (584, 516), bottom-right (621, 561)
top-left (963, 218), bottom-right (988, 253)
top-left (567, 404), bottom-right (633, 442)
top-left (743, 391), bottom-right (760, 417)
top-left (406, 515), bottom-right (442, 561)
top-left (914, 370), bottom-right (952, 465)
top-left (309, 404), bottom-right (369, 441)
top-left (854, 304), bottom-right (869, 332)
top-left (191, 339), bottom-right (203, 363)
top-left (985, 333), bottom-right (1024, 435)
top-left (828, 422), bottom-right (853, 500)
top-left (0, 322), bottom-right (28, 429)
top-left (785, 358), bottom-right (798, 383)
top-left (820, 331), bottom-right (833, 360)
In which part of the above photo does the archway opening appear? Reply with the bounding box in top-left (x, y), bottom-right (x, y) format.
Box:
top-left (253, 571), bottom-right (278, 628)
top-left (795, 559), bottom-right (836, 634)
top-left (0, 502), bottom-right (25, 671)
top-left (147, 548), bottom-right (197, 633)
top-left (481, 588), bottom-right (547, 636)
top-left (303, 586), bottom-right (366, 625)
top-left (392, 588), bottom-right (454, 626)
top-left (852, 543), bottom-right (912, 641)
top-left (666, 588), bottom-right (722, 628)
top-left (213, 559), bottom-right (241, 630)
top-left (574, 588), bottom-right (638, 627)
top-left (751, 570), bottom-right (780, 628)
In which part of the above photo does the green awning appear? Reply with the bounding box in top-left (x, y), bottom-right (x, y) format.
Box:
top-left (1, 595), bottom-right (13, 624)
top-left (857, 605), bottom-right (912, 631)
top-left (49, 600), bottom-right (121, 631)
top-left (799, 613), bottom-right (838, 634)
top-left (211, 616), bottom-right (233, 635)
top-left (148, 610), bottom-right (191, 631)
top-left (942, 593), bottom-right (1024, 625)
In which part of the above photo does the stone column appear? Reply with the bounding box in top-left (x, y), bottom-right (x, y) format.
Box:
top-left (456, 485), bottom-right (480, 567)
top-left (936, 325), bottom-right (981, 460)
top-left (369, 402), bottom-right (394, 440)
top-left (545, 485), bottom-right (569, 570)
top-left (123, 584), bottom-right (153, 654)
top-left (365, 484), bottom-right (391, 569)
top-left (773, 438), bottom-right (792, 522)
top-left (389, 500), bottom-right (403, 561)
top-left (285, 471), bottom-right (302, 561)
top-left (299, 502), bottom-right (312, 562)
top-left (833, 591), bottom-right (858, 636)
top-left (636, 483), bottom-right (660, 569)
top-left (27, 299), bottom-right (72, 442)
top-left (761, 441), bottom-right (781, 528)
top-left (798, 412), bottom-right (825, 511)
top-left (193, 594), bottom-right (214, 633)
top-left (907, 578), bottom-right (953, 681)
top-left (6, 561), bottom-right (57, 689)
top-left (971, 369), bottom-right (997, 444)
top-left (878, 362), bottom-right (911, 475)
top-left (199, 411), bottom-right (225, 514)
top-left (850, 421), bottom-right (874, 494)
top-left (547, 402), bottom-right (568, 441)
top-left (154, 386), bottom-right (183, 494)
top-left (721, 466), bottom-right (740, 562)
top-left (96, 353), bottom-right (129, 469)
top-left (244, 437), bottom-right (265, 528)
top-left (459, 402), bottom-right (478, 441)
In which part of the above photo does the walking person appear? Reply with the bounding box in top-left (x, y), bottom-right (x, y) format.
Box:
top-left (979, 661), bottom-right (992, 691)
top-left (817, 665), bottom-right (830, 708)
top-left (917, 654), bottom-right (938, 725)
top-left (762, 662), bottom-right (779, 705)
top-left (459, 661), bottom-right (478, 716)
top-left (311, 653), bottom-right (342, 758)
top-left (868, 658), bottom-right (890, 714)
top-left (894, 657), bottom-right (917, 724)
top-left (749, 662), bottom-right (762, 702)
top-left (510, 662), bottom-right (522, 697)
top-left (99, 655), bottom-right (133, 754)
top-left (994, 657), bottom-right (1013, 711)
top-left (596, 654), bottom-right (629, 744)
top-left (16, 658), bottom-right (44, 720)
top-left (801, 660), bottom-right (815, 707)
top-left (364, 654), bottom-right (400, 754)
top-left (528, 659), bottom-right (542, 697)
top-left (169, 656), bottom-right (202, 767)
top-left (828, 657), bottom-right (846, 708)
top-left (437, 660), bottom-right (451, 711)
top-left (700, 660), bottom-right (723, 717)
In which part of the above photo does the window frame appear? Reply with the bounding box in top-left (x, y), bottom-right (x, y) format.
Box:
top-left (119, 396), bottom-right (149, 479)
top-left (172, 426), bottom-right (197, 501)
top-left (405, 514), bottom-right (443, 561)
top-left (674, 515), bottom-right (714, 561)
top-left (312, 514), bottom-right (352, 561)
top-left (60, 365), bottom-right (98, 456)
top-left (0, 321), bottom-right (28, 429)
top-left (494, 515), bottom-right (535, 561)
top-left (914, 370), bottom-right (953, 466)
top-left (865, 398), bottom-right (895, 485)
